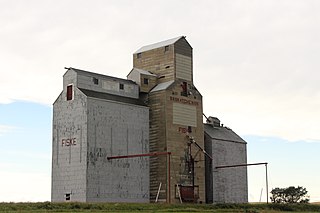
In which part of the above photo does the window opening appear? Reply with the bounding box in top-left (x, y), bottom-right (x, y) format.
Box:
top-left (65, 193), bottom-right (71, 201)
top-left (67, 85), bottom-right (73, 101)
top-left (165, 45), bottom-right (169, 52)
top-left (181, 82), bottom-right (188, 97)
top-left (143, 78), bottom-right (149, 85)
top-left (119, 83), bottom-right (124, 90)
top-left (93, 77), bottom-right (99, 85)
top-left (137, 53), bottom-right (142, 58)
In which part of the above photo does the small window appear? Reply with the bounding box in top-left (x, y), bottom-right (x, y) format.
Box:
top-left (137, 53), bottom-right (142, 59)
top-left (65, 193), bottom-right (71, 201)
top-left (119, 83), bottom-right (124, 90)
top-left (181, 82), bottom-right (188, 97)
top-left (164, 45), bottom-right (169, 52)
top-left (67, 85), bottom-right (73, 101)
top-left (143, 78), bottom-right (149, 85)
top-left (93, 77), bottom-right (99, 85)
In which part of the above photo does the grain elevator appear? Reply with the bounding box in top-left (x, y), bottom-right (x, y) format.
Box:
top-left (52, 36), bottom-right (248, 203)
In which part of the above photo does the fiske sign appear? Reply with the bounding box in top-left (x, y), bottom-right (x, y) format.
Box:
top-left (61, 138), bottom-right (76, 146)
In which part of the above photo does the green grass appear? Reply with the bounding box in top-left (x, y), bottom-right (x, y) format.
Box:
top-left (0, 202), bottom-right (319, 212)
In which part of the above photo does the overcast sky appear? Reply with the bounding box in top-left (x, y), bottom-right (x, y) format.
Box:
top-left (0, 0), bottom-right (319, 202)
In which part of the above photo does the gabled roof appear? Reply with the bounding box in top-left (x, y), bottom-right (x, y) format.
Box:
top-left (134, 36), bottom-right (185, 53)
top-left (65, 67), bottom-right (136, 85)
top-left (127, 68), bottom-right (157, 77)
top-left (150, 80), bottom-right (174, 93)
top-left (79, 88), bottom-right (146, 106)
top-left (204, 124), bottom-right (247, 144)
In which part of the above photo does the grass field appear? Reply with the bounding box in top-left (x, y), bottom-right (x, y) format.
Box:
top-left (0, 202), bottom-right (320, 212)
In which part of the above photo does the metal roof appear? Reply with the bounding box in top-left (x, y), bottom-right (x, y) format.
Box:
top-left (204, 124), bottom-right (247, 144)
top-left (66, 67), bottom-right (137, 85)
top-left (79, 88), bottom-right (146, 106)
top-left (150, 80), bottom-right (174, 93)
top-left (134, 36), bottom-right (184, 53)
top-left (127, 68), bottom-right (157, 77)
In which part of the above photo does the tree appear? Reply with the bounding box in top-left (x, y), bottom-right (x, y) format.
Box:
top-left (270, 186), bottom-right (309, 204)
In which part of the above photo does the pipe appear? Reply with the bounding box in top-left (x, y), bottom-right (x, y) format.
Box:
top-left (107, 151), bottom-right (171, 160)
top-left (107, 151), bottom-right (172, 203)
top-left (215, 162), bottom-right (268, 169)
top-left (215, 162), bottom-right (269, 204)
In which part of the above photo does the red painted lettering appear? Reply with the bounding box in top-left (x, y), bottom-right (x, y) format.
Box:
top-left (61, 138), bottom-right (77, 147)
top-left (169, 96), bottom-right (199, 106)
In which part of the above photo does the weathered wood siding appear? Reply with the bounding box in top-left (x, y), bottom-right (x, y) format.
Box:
top-left (140, 74), bottom-right (157, 93)
top-left (135, 37), bottom-right (204, 203)
top-left (133, 37), bottom-right (193, 84)
top-left (148, 80), bottom-right (204, 203)
top-left (133, 45), bottom-right (175, 84)
top-left (148, 90), bottom-right (168, 201)
top-left (165, 81), bottom-right (205, 203)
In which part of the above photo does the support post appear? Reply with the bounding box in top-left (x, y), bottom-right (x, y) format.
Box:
top-left (216, 162), bottom-right (269, 203)
top-left (155, 182), bottom-right (162, 203)
top-left (168, 152), bottom-right (171, 203)
top-left (266, 163), bottom-right (269, 204)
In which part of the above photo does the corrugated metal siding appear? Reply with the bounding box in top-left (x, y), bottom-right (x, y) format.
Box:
top-left (176, 53), bottom-right (192, 81)
top-left (124, 84), bottom-right (135, 93)
top-left (52, 87), bottom-right (88, 202)
top-left (174, 38), bottom-right (192, 57)
top-left (86, 98), bottom-right (150, 202)
top-left (204, 124), bottom-right (248, 203)
top-left (76, 72), bottom-right (139, 99)
top-left (127, 68), bottom-right (141, 84)
top-left (102, 80), bottom-right (118, 91)
top-left (172, 103), bottom-right (197, 127)
top-left (101, 80), bottom-right (135, 94)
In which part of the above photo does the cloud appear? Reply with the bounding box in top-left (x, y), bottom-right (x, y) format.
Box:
top-left (203, 89), bottom-right (320, 142)
top-left (1, 0), bottom-right (320, 204)
top-left (0, 170), bottom-right (50, 202)
top-left (0, 153), bottom-right (51, 202)
top-left (0, 125), bottom-right (16, 136)
top-left (5, 150), bottom-right (51, 161)
top-left (1, 0), bottom-right (320, 143)
top-left (247, 136), bottom-right (320, 203)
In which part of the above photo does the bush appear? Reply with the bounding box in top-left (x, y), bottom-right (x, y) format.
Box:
top-left (270, 186), bottom-right (310, 204)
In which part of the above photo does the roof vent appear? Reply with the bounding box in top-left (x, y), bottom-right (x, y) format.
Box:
top-left (207, 116), bottom-right (220, 127)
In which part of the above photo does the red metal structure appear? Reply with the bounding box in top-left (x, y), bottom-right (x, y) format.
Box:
top-left (182, 136), bottom-right (213, 202)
